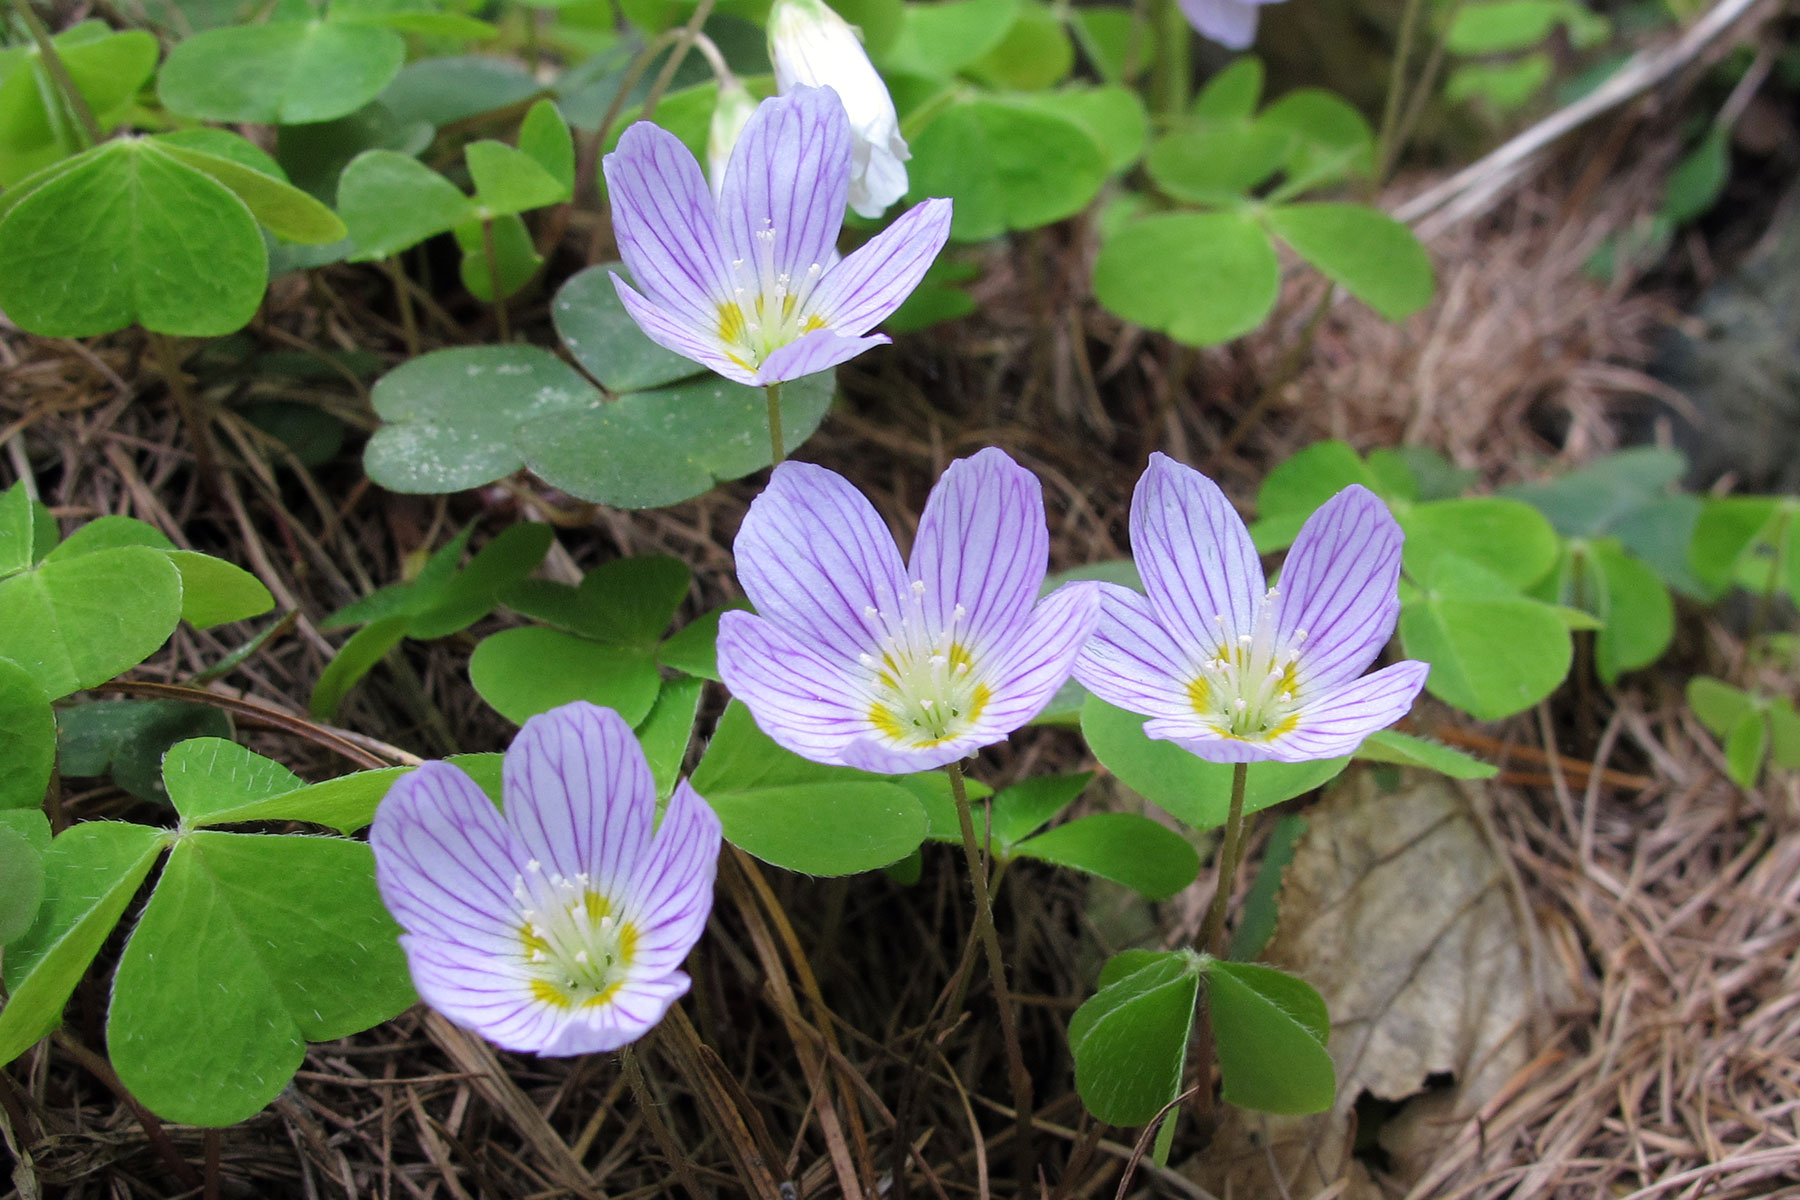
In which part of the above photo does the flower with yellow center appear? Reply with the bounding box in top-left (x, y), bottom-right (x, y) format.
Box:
top-left (603, 85), bottom-right (950, 388)
top-left (1075, 455), bottom-right (1429, 764)
top-left (372, 703), bottom-right (721, 1055)
top-left (718, 449), bottom-right (1101, 774)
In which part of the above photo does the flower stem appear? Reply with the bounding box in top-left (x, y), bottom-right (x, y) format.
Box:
top-left (480, 217), bottom-right (511, 343)
top-left (9, 0), bottom-right (100, 148)
top-left (1376, 0), bottom-right (1426, 180)
top-left (946, 760), bottom-right (1035, 1180)
top-left (764, 382), bottom-right (785, 467)
top-left (1150, 0), bottom-right (1192, 115)
top-left (1198, 762), bottom-right (1250, 957)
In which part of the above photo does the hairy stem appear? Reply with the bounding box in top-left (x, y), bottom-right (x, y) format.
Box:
top-left (947, 760), bottom-right (1036, 1182)
top-left (765, 382), bottom-right (785, 467)
top-left (480, 218), bottom-right (511, 342)
top-left (1197, 762), bottom-right (1250, 956)
top-left (1376, 0), bottom-right (1426, 179)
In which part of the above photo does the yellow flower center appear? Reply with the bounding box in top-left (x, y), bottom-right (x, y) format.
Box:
top-left (861, 580), bottom-right (991, 748)
top-left (1188, 586), bottom-right (1307, 743)
top-left (716, 223), bottom-right (831, 369)
top-left (512, 861), bottom-right (638, 1010)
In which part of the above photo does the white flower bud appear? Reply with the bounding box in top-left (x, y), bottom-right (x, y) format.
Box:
top-left (706, 76), bottom-right (758, 199)
top-left (767, 0), bottom-right (910, 219)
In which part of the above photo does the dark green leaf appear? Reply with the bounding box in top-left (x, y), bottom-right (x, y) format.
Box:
top-left (338, 148), bottom-right (480, 260)
top-left (365, 345), bottom-right (593, 493)
top-left (1353, 730), bottom-right (1496, 779)
top-left (989, 772), bottom-right (1091, 845)
top-left (1013, 813), bottom-right (1199, 898)
top-left (1398, 555), bottom-right (1572, 720)
top-left (1723, 710), bottom-right (1767, 790)
top-left (1686, 675), bottom-right (1753, 737)
top-left (0, 810), bottom-right (49, 944)
top-left (1069, 950), bottom-right (1202, 1125)
top-left (57, 700), bottom-right (232, 802)
top-left (1227, 814), bottom-right (1305, 961)
top-left (161, 739), bottom-right (304, 825)
top-left (1207, 960), bottom-right (1334, 1113)
top-left (552, 262), bottom-right (702, 392)
top-left (517, 370), bottom-right (837, 508)
top-left (638, 675), bottom-right (704, 801)
top-left (1194, 57), bottom-right (1265, 119)
top-left (906, 96), bottom-right (1109, 241)
top-left (151, 138), bottom-right (347, 245)
top-left (309, 615), bottom-right (410, 718)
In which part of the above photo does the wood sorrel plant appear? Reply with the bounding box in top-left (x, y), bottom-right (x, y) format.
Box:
top-left (1068, 455), bottom-right (1427, 1137)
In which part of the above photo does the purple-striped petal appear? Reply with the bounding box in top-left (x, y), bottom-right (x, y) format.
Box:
top-left (807, 197), bottom-right (952, 335)
top-left (837, 730), bottom-right (988, 774)
top-left (400, 937), bottom-right (563, 1051)
top-left (732, 459), bottom-right (908, 659)
top-left (1273, 660), bottom-right (1429, 761)
top-left (1132, 453), bottom-right (1264, 656)
top-left (908, 447), bottom-right (1049, 650)
top-left (754, 327), bottom-right (889, 384)
top-left (978, 579), bottom-right (1102, 730)
top-left (603, 120), bottom-right (732, 329)
top-left (716, 610), bottom-right (874, 764)
top-left (1177, 0), bottom-right (1261, 48)
top-left (718, 85), bottom-right (852, 294)
top-left (622, 780), bottom-right (721, 972)
top-left (1274, 486), bottom-right (1404, 692)
top-left (1142, 715), bottom-right (1288, 764)
top-left (610, 275), bottom-right (754, 384)
top-left (371, 762), bottom-right (528, 960)
top-left (502, 703), bottom-right (654, 891)
top-left (1073, 583), bottom-right (1203, 721)
top-left (535, 972), bottom-right (693, 1056)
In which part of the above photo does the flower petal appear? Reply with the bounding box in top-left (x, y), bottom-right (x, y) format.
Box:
top-left (1132, 453), bottom-right (1264, 656)
top-left (534, 972), bottom-right (693, 1056)
top-left (1274, 485), bottom-right (1404, 692)
top-left (716, 611), bottom-right (875, 765)
top-left (908, 447), bottom-right (1048, 650)
top-left (807, 197), bottom-right (952, 335)
top-left (978, 580), bottom-right (1101, 730)
top-left (1073, 582), bottom-right (1203, 721)
top-left (847, 136), bottom-right (910, 220)
top-left (502, 702), bottom-right (654, 893)
top-left (732, 459), bottom-right (908, 658)
top-left (623, 780), bottom-right (721, 973)
top-left (1141, 716), bottom-right (1288, 764)
top-left (611, 275), bottom-right (755, 385)
top-left (371, 762), bottom-right (528, 960)
top-left (603, 120), bottom-right (732, 330)
top-left (837, 730), bottom-right (988, 774)
top-left (1177, 0), bottom-right (1261, 48)
top-left (400, 936), bottom-right (562, 1053)
top-left (754, 326), bottom-right (888, 384)
top-left (1272, 660), bottom-right (1430, 761)
top-left (719, 85), bottom-right (852, 294)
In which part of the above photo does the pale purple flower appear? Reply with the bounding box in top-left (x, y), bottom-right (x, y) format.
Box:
top-left (602, 84), bottom-right (951, 387)
top-left (717, 448), bottom-right (1102, 774)
top-left (1074, 454), bottom-right (1429, 764)
top-left (371, 702), bottom-right (721, 1056)
top-left (1181, 0), bottom-right (1283, 49)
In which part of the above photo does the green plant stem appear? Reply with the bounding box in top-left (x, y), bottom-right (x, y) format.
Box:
top-left (1739, 505), bottom-right (1792, 685)
top-left (8, 0), bottom-right (100, 147)
top-left (1197, 762), bottom-right (1250, 957)
top-left (1151, 0), bottom-right (1192, 114)
top-left (946, 760), bottom-right (1036, 1184)
top-left (386, 255), bottom-right (420, 358)
top-left (764, 382), bottom-right (785, 466)
top-left (1376, 0), bottom-right (1426, 179)
top-left (642, 0), bottom-right (718, 124)
top-left (150, 334), bottom-right (221, 491)
top-left (480, 217), bottom-right (510, 342)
